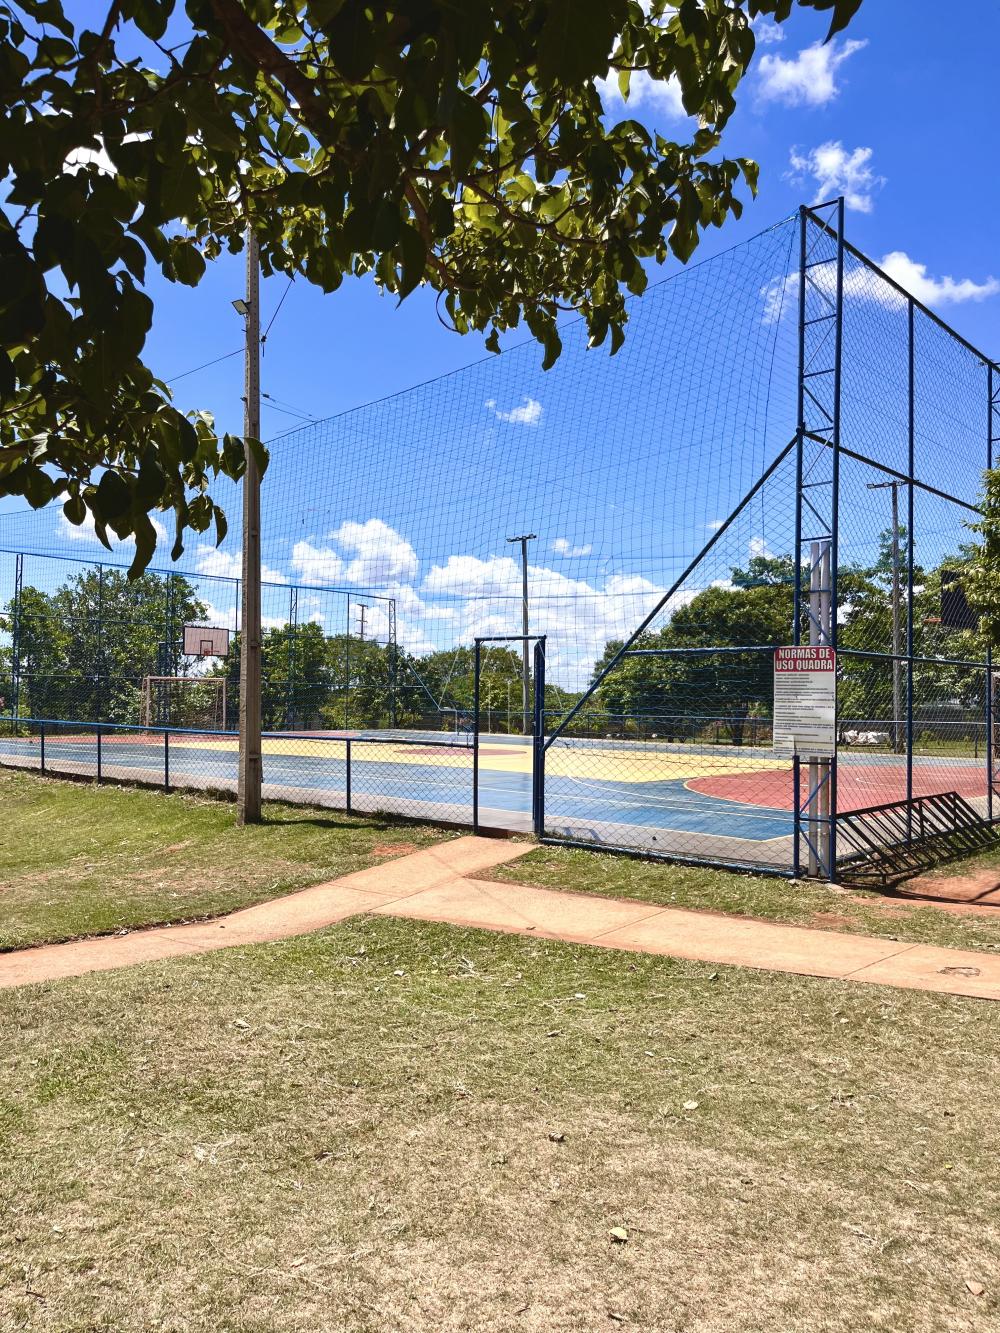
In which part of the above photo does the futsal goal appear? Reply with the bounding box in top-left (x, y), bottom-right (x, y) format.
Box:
top-left (141, 676), bottom-right (228, 730)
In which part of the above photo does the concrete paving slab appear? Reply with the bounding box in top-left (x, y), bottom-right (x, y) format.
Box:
top-left (0, 837), bottom-right (533, 990)
top-left (844, 945), bottom-right (1000, 1000)
top-left (0, 928), bottom-right (199, 988)
top-left (376, 877), bottom-right (665, 943)
top-left (4, 835), bottom-right (1000, 1003)
top-left (591, 907), bottom-right (911, 980)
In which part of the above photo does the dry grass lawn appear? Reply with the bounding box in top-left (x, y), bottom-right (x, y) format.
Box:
top-left (1, 916), bottom-right (997, 1332)
top-left (0, 770), bottom-right (451, 952)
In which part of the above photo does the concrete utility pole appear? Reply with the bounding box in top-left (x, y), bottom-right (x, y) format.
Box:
top-left (506, 533), bottom-right (536, 735)
top-left (237, 227), bottom-right (262, 824)
top-left (868, 480), bottom-right (904, 755)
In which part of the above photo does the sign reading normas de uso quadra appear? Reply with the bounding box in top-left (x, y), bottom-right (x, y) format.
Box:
top-left (773, 646), bottom-right (836, 759)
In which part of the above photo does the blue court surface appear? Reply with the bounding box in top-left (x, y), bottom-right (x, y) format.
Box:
top-left (0, 729), bottom-right (797, 858)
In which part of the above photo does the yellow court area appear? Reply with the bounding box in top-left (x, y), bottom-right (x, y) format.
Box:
top-left (170, 734), bottom-right (789, 785)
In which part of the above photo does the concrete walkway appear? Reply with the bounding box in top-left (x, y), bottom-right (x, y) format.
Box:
top-left (2, 837), bottom-right (999, 1001)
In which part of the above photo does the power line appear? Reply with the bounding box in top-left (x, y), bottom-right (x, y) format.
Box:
top-left (261, 395), bottom-right (315, 422)
top-left (261, 276), bottom-right (294, 352)
top-left (165, 347), bottom-right (242, 383)
top-left (262, 391), bottom-right (317, 420)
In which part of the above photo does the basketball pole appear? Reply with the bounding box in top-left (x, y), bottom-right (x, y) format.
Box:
top-left (237, 224), bottom-right (263, 825)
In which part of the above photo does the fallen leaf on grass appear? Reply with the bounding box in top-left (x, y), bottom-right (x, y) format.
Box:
top-left (965, 1280), bottom-right (985, 1297)
top-left (683, 1100), bottom-right (700, 1111)
top-left (610, 1227), bottom-right (629, 1244)
top-left (548, 1132), bottom-right (566, 1143)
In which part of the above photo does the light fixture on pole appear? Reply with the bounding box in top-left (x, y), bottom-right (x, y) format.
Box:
top-left (506, 532), bottom-right (536, 736)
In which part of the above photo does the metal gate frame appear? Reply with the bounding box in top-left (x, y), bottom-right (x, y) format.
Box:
top-left (472, 634), bottom-right (546, 835)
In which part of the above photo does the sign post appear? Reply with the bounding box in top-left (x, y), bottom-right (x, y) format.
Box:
top-left (773, 646), bottom-right (836, 757)
top-left (774, 645), bottom-right (836, 877)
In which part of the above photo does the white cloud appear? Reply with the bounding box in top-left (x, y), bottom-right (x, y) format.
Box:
top-left (757, 38), bottom-right (866, 107)
top-left (420, 553), bottom-right (682, 684)
top-left (290, 539), bottom-right (344, 585)
top-left (552, 537), bottom-right (593, 558)
top-left (330, 518), bottom-right (419, 585)
top-left (596, 70), bottom-right (689, 121)
top-left (194, 544), bottom-right (287, 584)
top-left (879, 251), bottom-right (1000, 308)
top-left (759, 272), bottom-right (796, 325)
top-left (706, 520), bottom-right (725, 532)
top-left (486, 396), bottom-right (543, 426)
top-left (760, 243), bottom-right (1000, 326)
top-left (751, 17), bottom-right (785, 46)
top-left (749, 536), bottom-right (775, 560)
top-left (787, 141), bottom-right (884, 213)
top-left (58, 509), bottom-right (168, 550)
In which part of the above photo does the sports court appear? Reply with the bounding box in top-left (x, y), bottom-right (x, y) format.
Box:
top-left (1, 724), bottom-right (989, 871)
top-left (2, 202), bottom-right (998, 882)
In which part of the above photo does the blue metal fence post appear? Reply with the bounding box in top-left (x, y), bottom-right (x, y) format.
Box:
top-left (472, 639), bottom-right (481, 834)
top-left (828, 194), bottom-right (845, 879)
top-left (791, 205), bottom-right (808, 878)
top-left (10, 552), bottom-right (22, 721)
top-left (345, 737), bottom-right (352, 813)
top-left (906, 298), bottom-right (916, 837)
top-left (532, 637), bottom-right (546, 837)
top-left (39, 723), bottom-right (45, 773)
top-left (988, 362), bottom-right (996, 821)
top-left (164, 729), bottom-right (170, 791)
top-left (96, 726), bottom-right (102, 783)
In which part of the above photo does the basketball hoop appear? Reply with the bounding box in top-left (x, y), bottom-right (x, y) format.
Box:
top-left (183, 625), bottom-right (231, 657)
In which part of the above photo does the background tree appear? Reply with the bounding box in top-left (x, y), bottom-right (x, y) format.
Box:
top-left (594, 566), bottom-right (793, 743)
top-left (4, 568), bottom-right (206, 722)
top-left (216, 620), bottom-right (335, 729)
top-left (2, 0), bottom-right (861, 570)
top-left (590, 539), bottom-right (990, 748)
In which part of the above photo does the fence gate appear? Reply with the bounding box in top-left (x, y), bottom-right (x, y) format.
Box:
top-left (472, 635), bottom-right (545, 835)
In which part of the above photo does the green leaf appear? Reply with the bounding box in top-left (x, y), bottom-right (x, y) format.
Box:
top-left (132, 0), bottom-right (170, 41)
top-left (326, 0), bottom-right (375, 81)
top-left (95, 469), bottom-right (131, 520)
top-left (136, 446), bottom-right (166, 506)
top-left (396, 224), bottom-right (426, 299)
top-left (63, 493), bottom-right (86, 526)
top-left (821, 0), bottom-right (865, 40)
top-left (128, 512), bottom-right (158, 579)
top-left (537, 0), bottom-right (623, 86)
top-left (170, 242), bottom-right (206, 287)
top-left (449, 91), bottom-right (490, 182)
top-left (0, 348), bottom-right (14, 401)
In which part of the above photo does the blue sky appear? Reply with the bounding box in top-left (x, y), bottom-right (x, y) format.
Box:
top-left (139, 1), bottom-right (1000, 437)
top-left (3, 3), bottom-right (999, 689)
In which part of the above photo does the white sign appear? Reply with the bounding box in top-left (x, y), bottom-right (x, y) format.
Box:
top-left (773, 646), bottom-right (836, 758)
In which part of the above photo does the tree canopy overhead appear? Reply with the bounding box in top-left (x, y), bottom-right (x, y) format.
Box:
top-left (2, 0), bottom-right (861, 570)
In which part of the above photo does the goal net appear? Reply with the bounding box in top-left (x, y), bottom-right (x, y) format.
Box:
top-left (141, 676), bottom-right (228, 730)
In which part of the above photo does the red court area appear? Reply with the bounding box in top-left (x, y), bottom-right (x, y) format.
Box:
top-left (689, 762), bottom-right (988, 814)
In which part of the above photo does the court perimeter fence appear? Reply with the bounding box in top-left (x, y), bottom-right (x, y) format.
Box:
top-left (2, 199), bottom-right (999, 878)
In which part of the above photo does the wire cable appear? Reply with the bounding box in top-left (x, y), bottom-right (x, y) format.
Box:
top-left (165, 348), bottom-right (242, 384)
top-left (261, 277), bottom-right (294, 353)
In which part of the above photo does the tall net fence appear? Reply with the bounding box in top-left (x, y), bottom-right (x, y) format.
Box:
top-left (1, 204), bottom-right (996, 871)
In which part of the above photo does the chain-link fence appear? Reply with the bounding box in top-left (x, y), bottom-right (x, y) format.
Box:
top-left (2, 201), bottom-right (997, 879)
